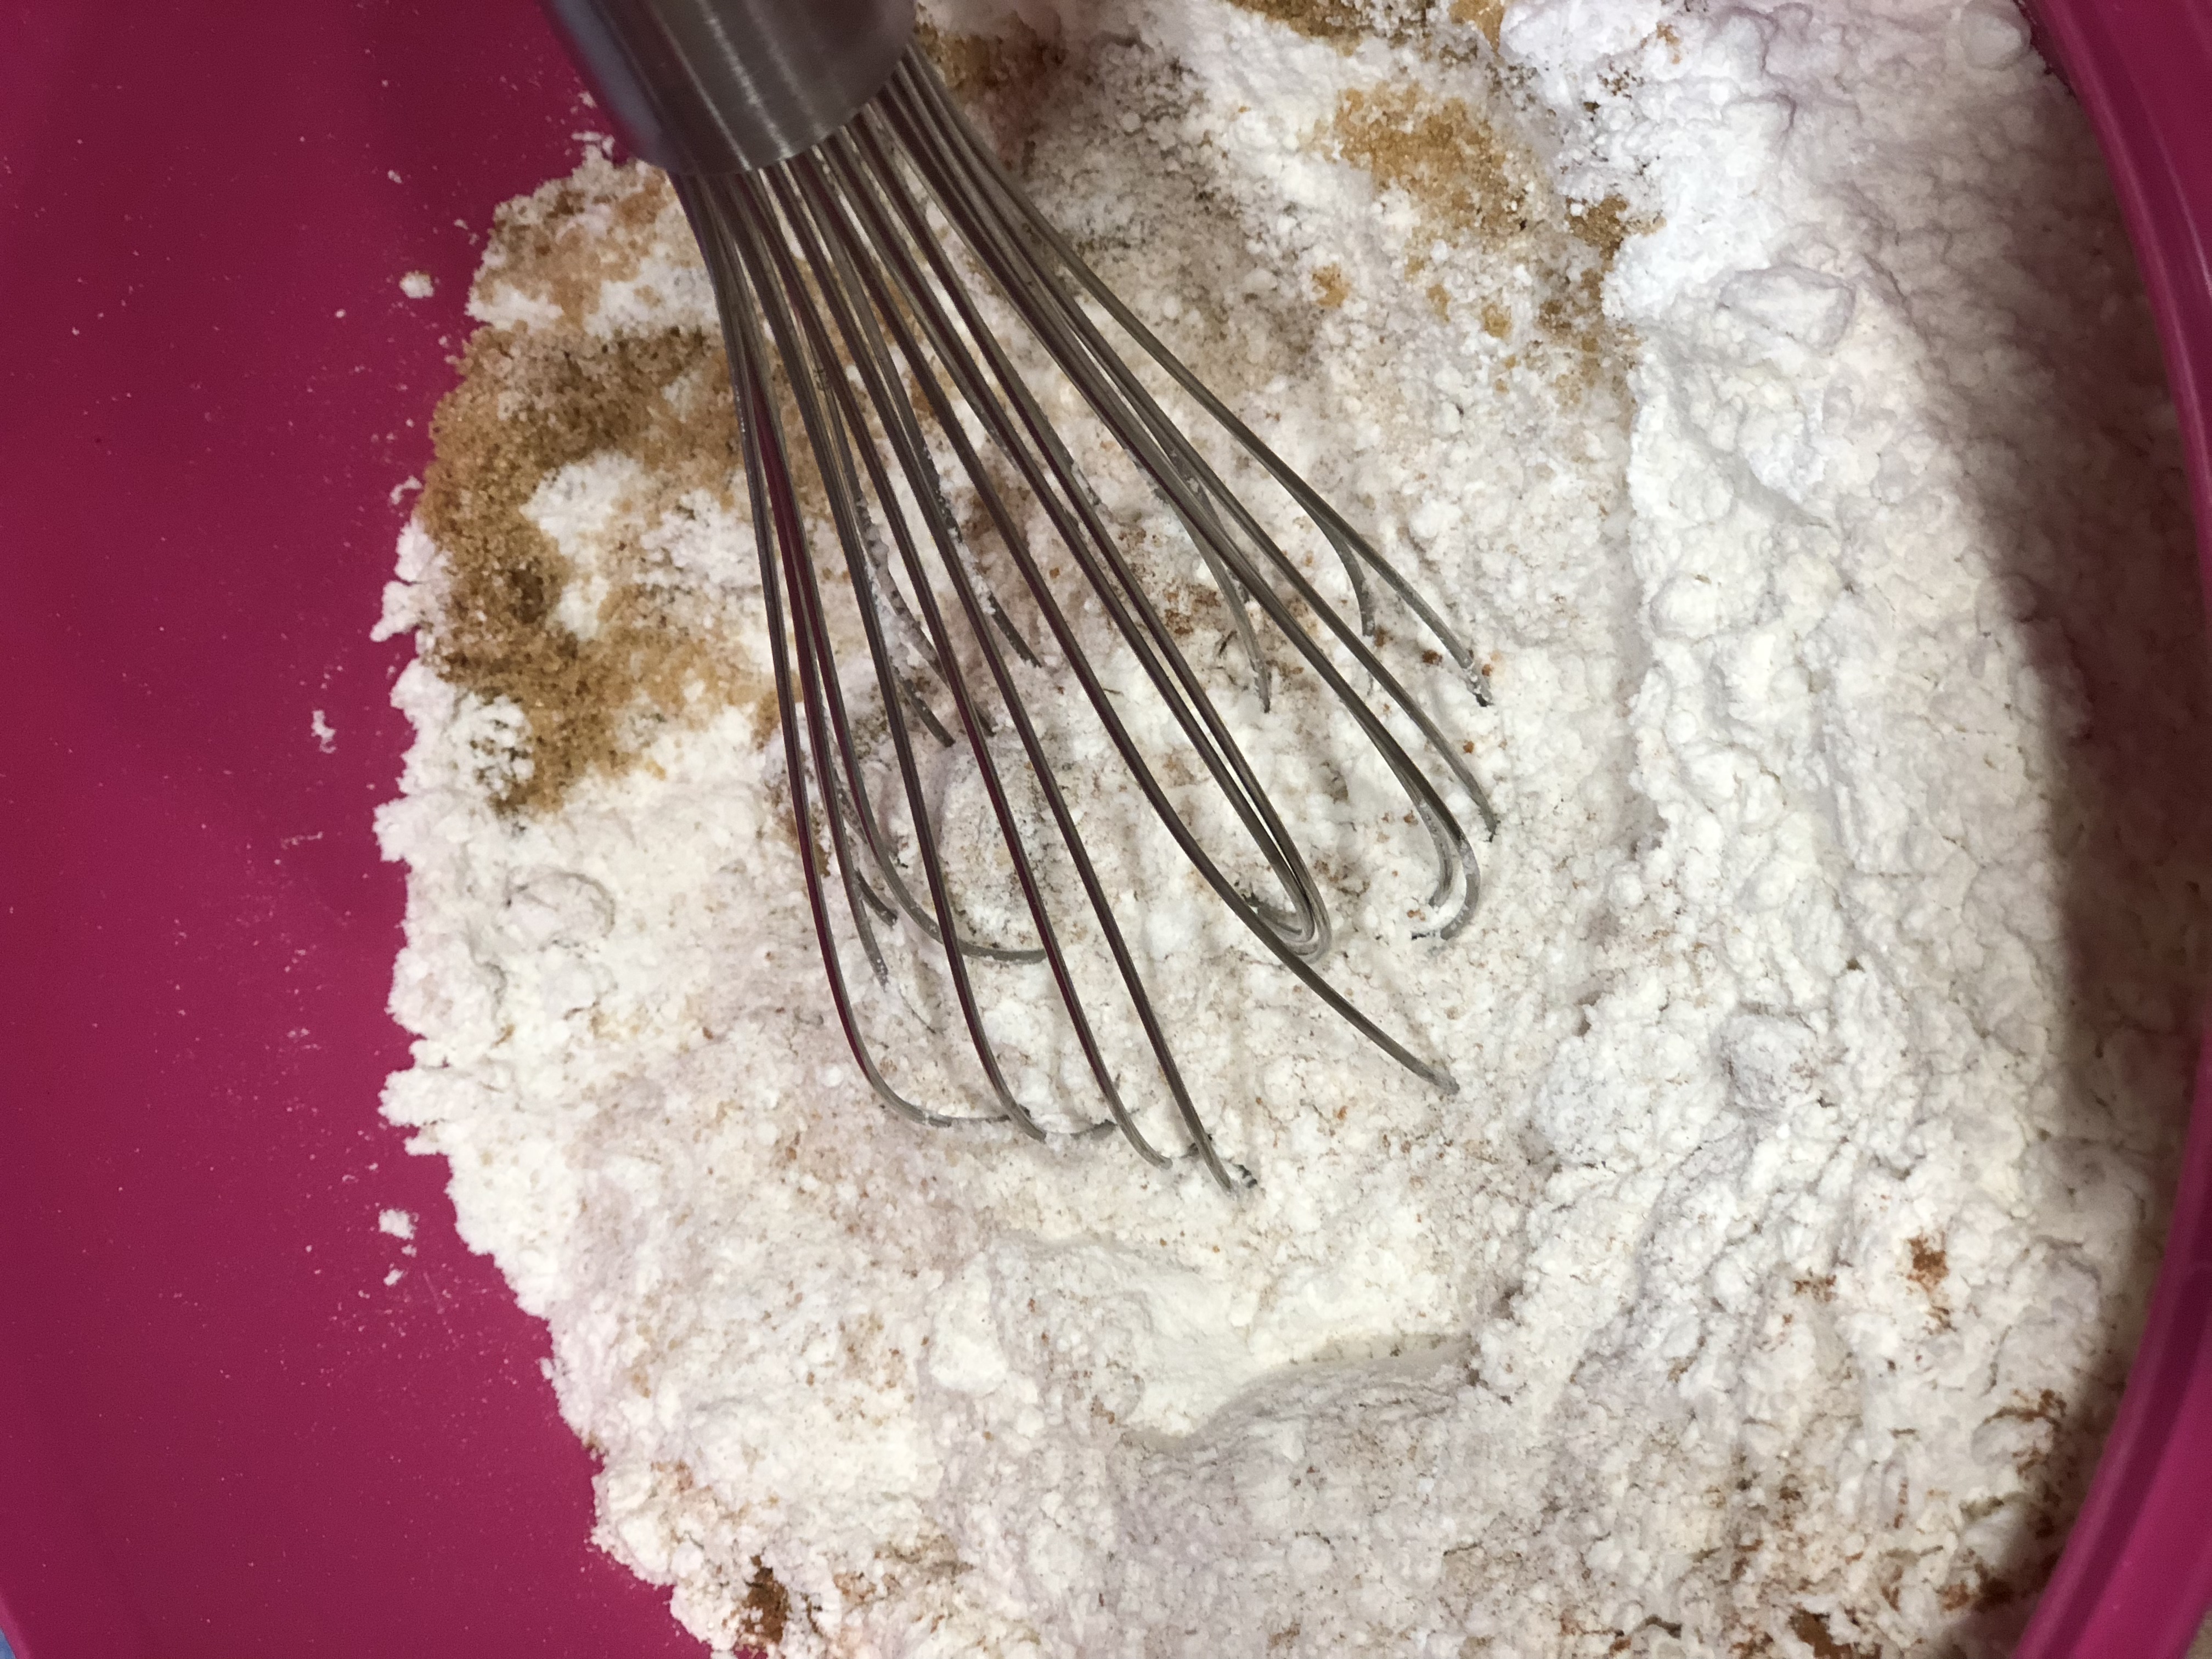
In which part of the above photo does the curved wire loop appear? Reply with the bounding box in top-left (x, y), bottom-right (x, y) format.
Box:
top-left (675, 48), bottom-right (1494, 1190)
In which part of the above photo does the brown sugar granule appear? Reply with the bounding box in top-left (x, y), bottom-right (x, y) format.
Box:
top-left (917, 16), bottom-right (1070, 160)
top-left (1226, 0), bottom-right (1368, 44)
top-left (1450, 0), bottom-right (1506, 44)
top-left (1330, 85), bottom-right (1533, 249)
top-left (1904, 1233), bottom-right (1955, 1330)
top-left (1906, 1234), bottom-right (1948, 1293)
top-left (1569, 191), bottom-right (1640, 259)
top-left (417, 321), bottom-right (770, 815)
top-left (478, 170), bottom-right (677, 330)
top-left (1225, 0), bottom-right (1507, 50)
top-left (740, 1561), bottom-right (791, 1646)
top-left (1787, 1609), bottom-right (1880, 1659)
top-left (412, 159), bottom-right (795, 816)
top-left (1312, 262), bottom-right (1352, 308)
top-left (1324, 81), bottom-right (1641, 393)
top-left (1224, 0), bottom-right (1420, 47)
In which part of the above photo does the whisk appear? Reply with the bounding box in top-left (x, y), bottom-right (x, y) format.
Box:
top-left (541, 0), bottom-right (1496, 1188)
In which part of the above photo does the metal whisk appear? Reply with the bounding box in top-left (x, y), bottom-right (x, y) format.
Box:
top-left (543, 0), bottom-right (1495, 1188)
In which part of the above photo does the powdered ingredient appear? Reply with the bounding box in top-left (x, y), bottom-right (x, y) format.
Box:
top-left (374, 2), bottom-right (2210, 1655)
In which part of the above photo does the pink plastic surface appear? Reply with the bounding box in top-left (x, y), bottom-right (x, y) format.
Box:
top-left (0, 3), bottom-right (698, 1654)
top-left (2, 2), bottom-right (2208, 1656)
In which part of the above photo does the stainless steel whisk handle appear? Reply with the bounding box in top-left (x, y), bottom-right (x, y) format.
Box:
top-left (541, 0), bottom-right (916, 174)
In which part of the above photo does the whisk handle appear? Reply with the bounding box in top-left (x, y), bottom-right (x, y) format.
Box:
top-left (540, 0), bottom-right (915, 174)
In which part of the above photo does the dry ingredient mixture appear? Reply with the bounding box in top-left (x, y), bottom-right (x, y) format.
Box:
top-left (374, 1), bottom-right (2212, 1654)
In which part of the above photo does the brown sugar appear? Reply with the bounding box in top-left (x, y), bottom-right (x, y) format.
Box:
top-left (1324, 81), bottom-right (1643, 394)
top-left (1224, 0), bottom-right (1442, 46)
top-left (1787, 1609), bottom-right (1880, 1659)
top-left (1218, 0), bottom-right (1654, 395)
top-left (739, 1561), bottom-right (791, 1646)
top-left (1906, 1233), bottom-right (1948, 1293)
top-left (1223, 0), bottom-right (1373, 44)
top-left (1224, 0), bottom-right (1507, 49)
top-left (916, 17), bottom-right (1070, 160)
top-left (413, 163), bottom-right (780, 817)
top-left (417, 322), bottom-right (771, 815)
top-left (1568, 191), bottom-right (1639, 259)
top-left (1449, 0), bottom-right (1506, 44)
top-left (1330, 84), bottom-right (1534, 249)
top-left (479, 170), bottom-right (678, 331)
top-left (1905, 1233), bottom-right (1955, 1330)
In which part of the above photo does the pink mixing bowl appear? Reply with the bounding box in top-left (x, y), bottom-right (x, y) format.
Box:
top-left (0, 2), bottom-right (2204, 1654)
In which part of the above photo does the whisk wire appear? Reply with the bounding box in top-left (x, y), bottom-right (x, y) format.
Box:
top-left (833, 96), bottom-right (1466, 1088)
top-left (758, 195), bottom-right (1048, 974)
top-left (679, 49), bottom-right (1491, 1186)
top-left (897, 55), bottom-right (1497, 731)
top-left (750, 158), bottom-right (1201, 1172)
top-left (783, 150), bottom-right (1273, 1178)
top-left (689, 172), bottom-right (969, 1131)
top-left (873, 60), bottom-right (1491, 929)
top-left (721, 166), bottom-right (1071, 1144)
top-left (828, 112), bottom-right (1340, 960)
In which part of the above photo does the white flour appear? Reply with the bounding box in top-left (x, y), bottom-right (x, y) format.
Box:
top-left (374, 2), bottom-right (2208, 1655)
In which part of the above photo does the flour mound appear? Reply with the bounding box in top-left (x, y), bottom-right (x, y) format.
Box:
top-left (376, 2), bottom-right (2208, 1655)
